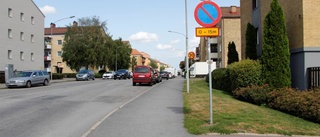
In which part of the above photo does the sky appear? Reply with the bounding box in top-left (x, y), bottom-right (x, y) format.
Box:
top-left (33, 0), bottom-right (240, 70)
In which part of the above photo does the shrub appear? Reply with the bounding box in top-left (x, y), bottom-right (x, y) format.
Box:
top-left (233, 84), bottom-right (271, 105)
top-left (63, 73), bottom-right (76, 78)
top-left (52, 73), bottom-right (64, 79)
top-left (268, 88), bottom-right (320, 123)
top-left (98, 70), bottom-right (106, 74)
top-left (227, 59), bottom-right (262, 91)
top-left (207, 68), bottom-right (230, 92)
top-left (95, 73), bottom-right (102, 78)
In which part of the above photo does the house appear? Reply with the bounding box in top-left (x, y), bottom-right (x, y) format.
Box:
top-left (240, 0), bottom-right (320, 90)
top-left (0, 0), bottom-right (45, 82)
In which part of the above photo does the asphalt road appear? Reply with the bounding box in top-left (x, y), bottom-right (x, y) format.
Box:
top-left (0, 78), bottom-right (153, 137)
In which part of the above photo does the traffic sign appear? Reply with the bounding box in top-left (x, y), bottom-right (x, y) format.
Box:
top-left (188, 52), bottom-right (195, 59)
top-left (195, 27), bottom-right (219, 37)
top-left (194, 1), bottom-right (222, 27)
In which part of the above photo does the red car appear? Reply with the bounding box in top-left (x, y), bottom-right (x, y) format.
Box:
top-left (132, 65), bottom-right (156, 86)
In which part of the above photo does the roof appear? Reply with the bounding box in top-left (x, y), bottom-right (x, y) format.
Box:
top-left (131, 49), bottom-right (142, 55)
top-left (44, 27), bottom-right (68, 35)
top-left (220, 6), bottom-right (241, 18)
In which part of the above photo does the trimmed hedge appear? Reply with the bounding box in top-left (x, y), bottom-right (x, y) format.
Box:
top-left (268, 88), bottom-right (320, 123)
top-left (206, 68), bottom-right (230, 92)
top-left (233, 84), bottom-right (271, 106)
top-left (227, 59), bottom-right (262, 92)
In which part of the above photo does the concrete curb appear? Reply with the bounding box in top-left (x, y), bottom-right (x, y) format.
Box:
top-left (201, 133), bottom-right (320, 137)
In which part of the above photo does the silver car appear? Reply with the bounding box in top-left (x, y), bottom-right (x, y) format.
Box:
top-left (5, 70), bottom-right (50, 88)
top-left (76, 69), bottom-right (95, 81)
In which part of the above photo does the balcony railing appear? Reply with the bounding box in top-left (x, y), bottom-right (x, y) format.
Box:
top-left (45, 44), bottom-right (52, 49)
top-left (44, 67), bottom-right (52, 72)
top-left (44, 56), bottom-right (52, 61)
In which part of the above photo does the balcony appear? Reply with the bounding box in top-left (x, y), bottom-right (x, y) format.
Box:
top-left (45, 43), bottom-right (52, 49)
top-left (44, 67), bottom-right (52, 72)
top-left (44, 56), bottom-right (52, 61)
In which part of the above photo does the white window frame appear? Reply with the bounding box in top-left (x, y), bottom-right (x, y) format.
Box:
top-left (20, 51), bottom-right (24, 60)
top-left (8, 29), bottom-right (12, 38)
top-left (31, 16), bottom-right (35, 24)
top-left (31, 53), bottom-right (34, 61)
top-left (31, 34), bottom-right (34, 43)
top-left (57, 51), bottom-right (62, 57)
top-left (57, 40), bottom-right (63, 45)
top-left (8, 8), bottom-right (12, 17)
top-left (20, 32), bottom-right (24, 41)
top-left (8, 50), bottom-right (12, 59)
top-left (20, 12), bottom-right (24, 21)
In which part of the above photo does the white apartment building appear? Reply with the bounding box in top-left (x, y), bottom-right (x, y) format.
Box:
top-left (0, 0), bottom-right (45, 72)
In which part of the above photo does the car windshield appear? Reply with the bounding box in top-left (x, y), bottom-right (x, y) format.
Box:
top-left (117, 69), bottom-right (126, 72)
top-left (78, 70), bottom-right (88, 74)
top-left (160, 71), bottom-right (167, 74)
top-left (134, 67), bottom-right (149, 73)
top-left (105, 71), bottom-right (113, 74)
top-left (15, 71), bottom-right (33, 77)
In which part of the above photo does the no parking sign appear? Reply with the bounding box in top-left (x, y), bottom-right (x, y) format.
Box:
top-left (194, 0), bottom-right (222, 27)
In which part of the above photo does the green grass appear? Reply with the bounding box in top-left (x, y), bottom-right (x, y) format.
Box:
top-left (183, 78), bottom-right (320, 136)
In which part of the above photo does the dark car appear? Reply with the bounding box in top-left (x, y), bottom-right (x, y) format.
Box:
top-left (114, 69), bottom-right (130, 80)
top-left (132, 65), bottom-right (156, 86)
top-left (154, 70), bottom-right (162, 83)
top-left (76, 69), bottom-right (95, 81)
top-left (160, 71), bottom-right (169, 80)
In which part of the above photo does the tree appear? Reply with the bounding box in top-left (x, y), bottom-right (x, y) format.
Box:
top-left (179, 61), bottom-right (185, 71)
top-left (261, 0), bottom-right (291, 88)
top-left (160, 65), bottom-right (165, 71)
top-left (62, 16), bottom-right (111, 72)
top-left (227, 41), bottom-right (239, 65)
top-left (149, 59), bottom-right (158, 69)
top-left (245, 23), bottom-right (257, 60)
top-left (105, 38), bottom-right (132, 71)
top-left (131, 57), bottom-right (137, 71)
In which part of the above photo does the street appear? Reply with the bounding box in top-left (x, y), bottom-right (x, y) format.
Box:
top-left (0, 79), bottom-right (153, 137)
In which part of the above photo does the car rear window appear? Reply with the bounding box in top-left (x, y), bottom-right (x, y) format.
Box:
top-left (134, 67), bottom-right (149, 73)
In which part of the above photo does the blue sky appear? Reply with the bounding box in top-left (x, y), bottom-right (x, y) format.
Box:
top-left (33, 0), bottom-right (240, 69)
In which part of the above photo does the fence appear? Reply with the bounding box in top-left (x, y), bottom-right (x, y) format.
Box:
top-left (307, 67), bottom-right (320, 89)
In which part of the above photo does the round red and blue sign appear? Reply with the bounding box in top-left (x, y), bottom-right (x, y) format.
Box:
top-left (194, 1), bottom-right (222, 28)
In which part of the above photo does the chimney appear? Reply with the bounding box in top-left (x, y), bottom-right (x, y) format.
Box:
top-left (50, 23), bottom-right (56, 28)
top-left (230, 6), bottom-right (237, 14)
top-left (73, 21), bottom-right (78, 27)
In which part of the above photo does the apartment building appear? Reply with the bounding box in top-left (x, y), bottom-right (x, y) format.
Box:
top-left (195, 6), bottom-right (241, 68)
top-left (240, 0), bottom-right (320, 90)
top-left (0, 0), bottom-right (45, 73)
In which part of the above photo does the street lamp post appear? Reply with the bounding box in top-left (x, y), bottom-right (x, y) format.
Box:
top-left (115, 46), bottom-right (121, 71)
top-left (50, 16), bottom-right (75, 80)
top-left (168, 31), bottom-right (189, 93)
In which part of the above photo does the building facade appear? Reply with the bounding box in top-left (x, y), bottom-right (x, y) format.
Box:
top-left (0, 0), bottom-right (45, 72)
top-left (240, 0), bottom-right (320, 90)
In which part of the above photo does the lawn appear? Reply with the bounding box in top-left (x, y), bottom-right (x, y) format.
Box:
top-left (183, 78), bottom-right (320, 136)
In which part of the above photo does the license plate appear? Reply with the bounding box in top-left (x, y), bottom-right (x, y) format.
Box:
top-left (138, 75), bottom-right (145, 77)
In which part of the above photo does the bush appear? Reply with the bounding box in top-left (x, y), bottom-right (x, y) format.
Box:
top-left (95, 73), bottom-right (102, 78)
top-left (52, 73), bottom-right (64, 79)
top-left (98, 70), bottom-right (106, 74)
top-left (268, 88), bottom-right (320, 123)
top-left (233, 84), bottom-right (271, 105)
top-left (207, 68), bottom-right (230, 92)
top-left (63, 73), bottom-right (76, 78)
top-left (227, 59), bottom-right (262, 92)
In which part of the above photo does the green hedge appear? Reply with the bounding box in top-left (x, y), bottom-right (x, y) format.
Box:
top-left (227, 59), bottom-right (262, 92)
top-left (233, 85), bottom-right (271, 106)
top-left (206, 68), bottom-right (230, 92)
top-left (268, 88), bottom-right (320, 123)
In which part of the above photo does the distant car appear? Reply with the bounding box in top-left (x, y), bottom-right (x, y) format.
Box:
top-left (160, 71), bottom-right (169, 80)
top-left (114, 69), bottom-right (130, 80)
top-left (154, 70), bottom-right (162, 83)
top-left (102, 71), bottom-right (115, 79)
top-left (5, 70), bottom-right (50, 88)
top-left (76, 69), bottom-right (95, 81)
top-left (132, 65), bottom-right (156, 86)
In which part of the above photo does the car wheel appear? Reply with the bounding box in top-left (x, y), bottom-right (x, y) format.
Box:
top-left (92, 77), bottom-right (95, 80)
top-left (149, 81), bottom-right (153, 86)
top-left (43, 79), bottom-right (49, 86)
top-left (26, 81), bottom-right (31, 88)
top-left (133, 82), bottom-right (136, 86)
top-left (86, 77), bottom-right (89, 81)
top-left (114, 78), bottom-right (117, 80)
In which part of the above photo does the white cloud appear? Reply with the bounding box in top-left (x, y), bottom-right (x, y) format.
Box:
top-left (157, 44), bottom-right (172, 50)
top-left (170, 39), bottom-right (181, 44)
top-left (128, 32), bottom-right (159, 43)
top-left (39, 5), bottom-right (56, 15)
top-left (189, 36), bottom-right (200, 52)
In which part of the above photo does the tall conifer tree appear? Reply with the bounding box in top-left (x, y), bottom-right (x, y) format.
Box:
top-left (261, 0), bottom-right (291, 88)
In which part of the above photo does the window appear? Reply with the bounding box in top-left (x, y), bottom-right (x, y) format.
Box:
top-left (252, 0), bottom-right (258, 10)
top-left (31, 53), bottom-right (34, 61)
top-left (20, 32), bottom-right (24, 41)
top-left (20, 51), bottom-right (24, 60)
top-left (210, 44), bottom-right (218, 53)
top-left (57, 51), bottom-right (62, 57)
top-left (8, 50), bottom-right (12, 59)
top-left (31, 16), bottom-right (34, 24)
top-left (8, 29), bottom-right (12, 38)
top-left (256, 28), bottom-right (259, 45)
top-left (8, 8), bottom-right (12, 17)
top-left (57, 40), bottom-right (63, 45)
top-left (31, 34), bottom-right (34, 43)
top-left (219, 43), bottom-right (222, 52)
top-left (20, 12), bottom-right (24, 21)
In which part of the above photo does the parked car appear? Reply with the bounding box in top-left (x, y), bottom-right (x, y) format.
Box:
top-left (160, 71), bottom-right (169, 80)
top-left (114, 69), bottom-right (130, 80)
top-left (5, 70), bottom-right (50, 88)
top-left (76, 69), bottom-right (95, 81)
top-left (132, 65), bottom-right (156, 86)
top-left (154, 70), bottom-right (162, 83)
top-left (102, 71), bottom-right (115, 79)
